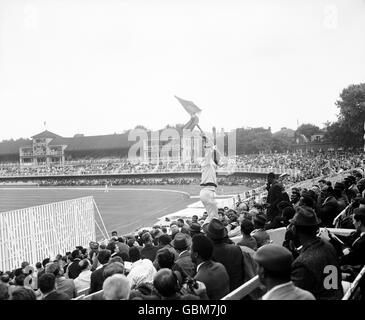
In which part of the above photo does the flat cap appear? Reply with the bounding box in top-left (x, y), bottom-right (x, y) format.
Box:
top-left (253, 244), bottom-right (293, 272)
top-left (289, 206), bottom-right (321, 226)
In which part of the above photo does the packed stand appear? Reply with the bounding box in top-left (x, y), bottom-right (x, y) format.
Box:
top-left (1, 151), bottom-right (364, 183)
top-left (2, 173), bottom-right (365, 301)
top-left (1, 164), bottom-right (365, 300)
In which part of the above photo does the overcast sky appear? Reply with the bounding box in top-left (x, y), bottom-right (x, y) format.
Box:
top-left (0, 0), bottom-right (364, 140)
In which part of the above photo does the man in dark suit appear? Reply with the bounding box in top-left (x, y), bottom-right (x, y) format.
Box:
top-left (89, 249), bottom-right (111, 293)
top-left (205, 219), bottom-right (246, 292)
top-left (290, 206), bottom-right (343, 300)
top-left (318, 187), bottom-right (341, 227)
top-left (340, 207), bottom-right (365, 266)
top-left (171, 233), bottom-right (196, 279)
top-left (38, 273), bottom-right (69, 300)
top-left (266, 172), bottom-right (286, 222)
top-left (191, 234), bottom-right (230, 300)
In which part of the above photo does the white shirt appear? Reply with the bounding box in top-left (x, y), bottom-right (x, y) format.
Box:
top-left (73, 270), bottom-right (92, 292)
top-left (200, 146), bottom-right (218, 186)
top-left (262, 281), bottom-right (293, 300)
top-left (127, 259), bottom-right (157, 288)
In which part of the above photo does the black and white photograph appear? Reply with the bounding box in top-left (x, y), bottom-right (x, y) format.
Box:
top-left (0, 0), bottom-right (364, 309)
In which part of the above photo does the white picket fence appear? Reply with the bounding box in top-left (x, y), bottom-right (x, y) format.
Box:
top-left (0, 196), bottom-right (106, 272)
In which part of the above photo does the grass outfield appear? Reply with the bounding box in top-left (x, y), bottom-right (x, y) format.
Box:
top-left (0, 184), bottom-right (250, 238)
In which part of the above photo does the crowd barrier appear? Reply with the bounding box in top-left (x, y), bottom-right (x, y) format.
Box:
top-left (0, 196), bottom-right (105, 271)
top-left (342, 265), bottom-right (365, 300)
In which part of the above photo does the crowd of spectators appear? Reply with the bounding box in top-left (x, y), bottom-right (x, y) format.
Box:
top-left (1, 151), bottom-right (365, 301)
top-left (35, 176), bottom-right (265, 188)
top-left (1, 151), bottom-right (363, 182)
top-left (1, 166), bottom-right (365, 301)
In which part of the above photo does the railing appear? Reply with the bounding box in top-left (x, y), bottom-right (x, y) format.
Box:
top-left (221, 275), bottom-right (261, 300)
top-left (342, 265), bottom-right (365, 300)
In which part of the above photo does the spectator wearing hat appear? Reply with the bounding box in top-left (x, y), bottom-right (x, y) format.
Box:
top-left (254, 244), bottom-right (315, 300)
top-left (171, 233), bottom-right (196, 279)
top-left (290, 206), bottom-right (343, 300)
top-left (189, 222), bottom-right (202, 238)
top-left (251, 214), bottom-right (270, 248)
top-left (205, 219), bottom-right (246, 292)
top-left (191, 234), bottom-right (229, 300)
top-left (89, 249), bottom-right (111, 293)
top-left (73, 259), bottom-right (92, 292)
top-left (66, 249), bottom-right (82, 280)
top-left (103, 274), bottom-right (131, 300)
top-left (340, 207), bottom-right (365, 267)
top-left (38, 273), bottom-right (69, 300)
top-left (140, 232), bottom-right (158, 262)
top-left (237, 219), bottom-right (257, 250)
top-left (45, 261), bottom-right (76, 299)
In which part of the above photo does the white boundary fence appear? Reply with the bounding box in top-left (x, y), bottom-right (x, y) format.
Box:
top-left (0, 196), bottom-right (107, 272)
